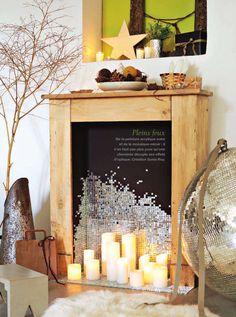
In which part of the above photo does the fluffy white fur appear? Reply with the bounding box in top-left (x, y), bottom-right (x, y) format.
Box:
top-left (42, 290), bottom-right (220, 317)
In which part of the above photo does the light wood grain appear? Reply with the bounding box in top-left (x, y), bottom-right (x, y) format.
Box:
top-left (49, 92), bottom-right (210, 285)
top-left (42, 89), bottom-right (212, 100)
top-left (71, 96), bottom-right (171, 122)
top-left (171, 95), bottom-right (209, 286)
top-left (50, 99), bottom-right (73, 276)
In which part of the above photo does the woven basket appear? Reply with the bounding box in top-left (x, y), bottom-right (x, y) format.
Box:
top-left (160, 73), bottom-right (186, 89)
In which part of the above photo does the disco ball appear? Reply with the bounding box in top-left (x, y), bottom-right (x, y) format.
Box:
top-left (180, 143), bottom-right (236, 300)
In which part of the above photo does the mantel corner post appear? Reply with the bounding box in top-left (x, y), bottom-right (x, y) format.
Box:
top-left (49, 99), bottom-right (73, 276)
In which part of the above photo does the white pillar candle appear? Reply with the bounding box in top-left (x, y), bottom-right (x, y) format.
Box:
top-left (136, 48), bottom-right (144, 59)
top-left (130, 270), bottom-right (144, 287)
top-left (107, 242), bottom-right (120, 281)
top-left (101, 232), bottom-right (116, 275)
top-left (144, 46), bottom-right (152, 59)
top-left (86, 259), bottom-right (100, 280)
top-left (153, 265), bottom-right (168, 288)
top-left (156, 253), bottom-right (168, 266)
top-left (122, 233), bottom-right (136, 276)
top-left (83, 249), bottom-right (95, 273)
top-left (96, 51), bottom-right (104, 62)
top-left (143, 262), bottom-right (156, 284)
top-left (139, 254), bottom-right (150, 270)
top-left (117, 257), bottom-right (128, 284)
top-left (67, 263), bottom-right (81, 281)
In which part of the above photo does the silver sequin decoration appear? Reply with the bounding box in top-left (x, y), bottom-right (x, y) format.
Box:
top-left (180, 148), bottom-right (236, 300)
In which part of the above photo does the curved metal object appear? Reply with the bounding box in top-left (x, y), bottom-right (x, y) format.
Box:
top-left (0, 178), bottom-right (35, 264)
top-left (180, 146), bottom-right (236, 300)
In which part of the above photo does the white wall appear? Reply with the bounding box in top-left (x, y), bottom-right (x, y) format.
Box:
top-left (0, 0), bottom-right (236, 232)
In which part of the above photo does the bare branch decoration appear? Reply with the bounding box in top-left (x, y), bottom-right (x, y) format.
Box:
top-left (0, 0), bottom-right (82, 195)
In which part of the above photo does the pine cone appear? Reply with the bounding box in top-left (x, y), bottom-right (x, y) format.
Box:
top-left (110, 70), bottom-right (125, 82)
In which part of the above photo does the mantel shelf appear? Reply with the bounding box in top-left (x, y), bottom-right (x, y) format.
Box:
top-left (42, 89), bottom-right (212, 100)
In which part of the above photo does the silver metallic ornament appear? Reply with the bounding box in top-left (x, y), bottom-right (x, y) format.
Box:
top-left (180, 144), bottom-right (236, 300)
top-left (0, 178), bottom-right (35, 264)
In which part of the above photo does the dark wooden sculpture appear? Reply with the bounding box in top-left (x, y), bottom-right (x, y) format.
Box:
top-left (129, 0), bottom-right (145, 35)
top-left (195, 0), bottom-right (207, 31)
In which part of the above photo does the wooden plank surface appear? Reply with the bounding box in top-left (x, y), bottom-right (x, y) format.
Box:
top-left (171, 95), bottom-right (209, 286)
top-left (50, 99), bottom-right (73, 276)
top-left (42, 89), bottom-right (212, 100)
top-left (71, 96), bottom-right (171, 122)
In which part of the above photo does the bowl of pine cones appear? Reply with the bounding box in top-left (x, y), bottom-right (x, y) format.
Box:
top-left (95, 66), bottom-right (147, 91)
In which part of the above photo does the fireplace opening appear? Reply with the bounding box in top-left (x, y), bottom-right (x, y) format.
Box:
top-left (72, 121), bottom-right (171, 264)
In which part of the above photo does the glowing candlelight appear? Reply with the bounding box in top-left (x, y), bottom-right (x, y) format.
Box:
top-left (143, 262), bottom-right (156, 284)
top-left (83, 249), bottom-right (95, 274)
top-left (96, 51), bottom-right (104, 62)
top-left (136, 48), bottom-right (144, 59)
top-left (117, 257), bottom-right (128, 284)
top-left (130, 270), bottom-right (144, 287)
top-left (86, 259), bottom-right (100, 280)
top-left (122, 233), bottom-right (136, 275)
top-left (139, 254), bottom-right (150, 270)
top-left (101, 232), bottom-right (116, 275)
top-left (153, 265), bottom-right (168, 288)
top-left (156, 253), bottom-right (168, 266)
top-left (107, 242), bottom-right (120, 281)
top-left (67, 263), bottom-right (81, 281)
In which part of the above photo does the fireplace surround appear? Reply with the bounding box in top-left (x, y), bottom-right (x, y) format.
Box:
top-left (44, 89), bottom-right (212, 286)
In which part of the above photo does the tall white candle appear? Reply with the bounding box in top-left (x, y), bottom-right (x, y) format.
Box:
top-left (153, 265), bottom-right (168, 288)
top-left (67, 264), bottom-right (81, 281)
top-left (86, 259), bottom-right (100, 280)
top-left (122, 233), bottom-right (136, 275)
top-left (130, 270), bottom-right (144, 287)
top-left (136, 48), bottom-right (144, 59)
top-left (143, 262), bottom-right (156, 284)
top-left (101, 232), bottom-right (116, 275)
top-left (144, 46), bottom-right (152, 59)
top-left (117, 257), bottom-right (128, 284)
top-left (83, 249), bottom-right (95, 273)
top-left (156, 253), bottom-right (168, 266)
top-left (107, 242), bottom-right (120, 281)
top-left (139, 254), bottom-right (150, 270)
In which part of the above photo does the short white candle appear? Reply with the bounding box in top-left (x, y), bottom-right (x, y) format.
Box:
top-left (153, 265), bottom-right (168, 288)
top-left (96, 51), bottom-right (104, 62)
top-left (101, 232), bottom-right (116, 275)
top-left (107, 242), bottom-right (120, 281)
top-left (117, 257), bottom-right (128, 284)
top-left (139, 254), bottom-right (150, 270)
top-left (156, 253), bottom-right (168, 266)
top-left (144, 46), bottom-right (152, 59)
top-left (143, 262), bottom-right (156, 284)
top-left (67, 263), bottom-right (81, 281)
top-left (122, 233), bottom-right (136, 276)
top-left (136, 48), bottom-right (144, 59)
top-left (130, 270), bottom-right (144, 287)
top-left (83, 249), bottom-right (95, 273)
top-left (86, 259), bottom-right (100, 280)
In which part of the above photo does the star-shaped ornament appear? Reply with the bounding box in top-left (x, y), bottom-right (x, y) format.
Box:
top-left (102, 21), bottom-right (147, 60)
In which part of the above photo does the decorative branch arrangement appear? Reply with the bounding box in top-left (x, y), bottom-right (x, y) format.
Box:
top-left (0, 0), bottom-right (81, 195)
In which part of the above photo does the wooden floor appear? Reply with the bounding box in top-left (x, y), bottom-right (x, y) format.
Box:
top-left (0, 282), bottom-right (235, 316)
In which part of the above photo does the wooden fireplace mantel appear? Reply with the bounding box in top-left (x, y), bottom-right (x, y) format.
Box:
top-left (44, 89), bottom-right (211, 285)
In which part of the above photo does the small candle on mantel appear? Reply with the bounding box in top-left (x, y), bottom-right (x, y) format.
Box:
top-left (96, 51), bottom-right (104, 62)
top-left (117, 257), bottom-right (128, 284)
top-left (130, 270), bottom-right (144, 287)
top-left (144, 46), bottom-right (152, 59)
top-left (136, 48), bottom-right (144, 59)
top-left (86, 259), bottom-right (100, 281)
top-left (83, 249), bottom-right (95, 274)
top-left (67, 263), bottom-right (81, 281)
top-left (107, 242), bottom-right (120, 281)
top-left (101, 232), bottom-right (116, 275)
top-left (156, 253), bottom-right (168, 266)
top-left (153, 265), bottom-right (168, 288)
top-left (139, 254), bottom-right (150, 270)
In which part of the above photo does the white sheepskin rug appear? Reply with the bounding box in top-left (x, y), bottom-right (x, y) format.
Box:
top-left (42, 290), bottom-right (220, 317)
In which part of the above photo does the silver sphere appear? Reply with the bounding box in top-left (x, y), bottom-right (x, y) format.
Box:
top-left (180, 147), bottom-right (236, 300)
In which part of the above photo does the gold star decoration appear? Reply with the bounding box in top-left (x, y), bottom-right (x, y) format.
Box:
top-left (102, 21), bottom-right (147, 60)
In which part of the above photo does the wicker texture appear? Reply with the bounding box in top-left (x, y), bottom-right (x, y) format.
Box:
top-left (160, 73), bottom-right (186, 89)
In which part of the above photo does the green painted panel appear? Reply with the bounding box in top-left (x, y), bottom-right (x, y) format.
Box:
top-left (102, 0), bottom-right (195, 58)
